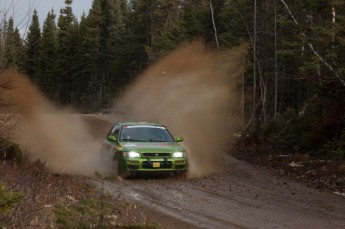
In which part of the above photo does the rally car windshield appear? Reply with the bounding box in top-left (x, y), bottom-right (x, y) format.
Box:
top-left (120, 126), bottom-right (175, 142)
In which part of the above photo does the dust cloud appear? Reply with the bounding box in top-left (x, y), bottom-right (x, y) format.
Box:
top-left (0, 42), bottom-right (246, 178)
top-left (0, 69), bottom-right (112, 176)
top-left (115, 42), bottom-right (247, 177)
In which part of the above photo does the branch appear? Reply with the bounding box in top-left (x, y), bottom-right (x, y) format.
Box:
top-left (279, 0), bottom-right (345, 87)
top-left (209, 0), bottom-right (220, 49)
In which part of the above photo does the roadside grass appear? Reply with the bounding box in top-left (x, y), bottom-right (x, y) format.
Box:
top-left (0, 112), bottom-right (158, 228)
top-left (0, 182), bottom-right (23, 228)
top-left (0, 144), bottom-right (157, 228)
top-left (54, 173), bottom-right (158, 229)
top-left (0, 155), bottom-right (158, 228)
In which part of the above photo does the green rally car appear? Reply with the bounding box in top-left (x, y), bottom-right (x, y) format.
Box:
top-left (102, 122), bottom-right (188, 177)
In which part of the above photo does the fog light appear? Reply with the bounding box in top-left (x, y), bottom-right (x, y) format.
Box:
top-left (175, 160), bottom-right (185, 164)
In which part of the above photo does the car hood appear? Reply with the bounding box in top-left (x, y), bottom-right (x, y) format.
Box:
top-left (120, 142), bottom-right (185, 153)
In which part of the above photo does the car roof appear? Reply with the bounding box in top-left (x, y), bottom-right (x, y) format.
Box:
top-left (119, 122), bottom-right (163, 127)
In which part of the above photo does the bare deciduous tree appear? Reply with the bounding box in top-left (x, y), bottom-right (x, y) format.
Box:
top-left (279, 0), bottom-right (345, 87)
top-left (209, 0), bottom-right (219, 49)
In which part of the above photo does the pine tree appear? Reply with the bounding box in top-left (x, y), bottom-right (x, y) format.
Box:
top-left (126, 0), bottom-right (152, 73)
top-left (56, 0), bottom-right (78, 104)
top-left (81, 0), bottom-right (103, 109)
top-left (147, 0), bottom-right (183, 60)
top-left (3, 18), bottom-right (25, 69)
top-left (4, 18), bottom-right (15, 67)
top-left (39, 10), bottom-right (58, 97)
top-left (25, 10), bottom-right (41, 83)
top-left (0, 19), bottom-right (8, 70)
top-left (81, 0), bottom-right (128, 110)
top-left (101, 0), bottom-right (127, 97)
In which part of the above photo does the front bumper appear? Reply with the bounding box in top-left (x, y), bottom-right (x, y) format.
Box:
top-left (119, 157), bottom-right (188, 172)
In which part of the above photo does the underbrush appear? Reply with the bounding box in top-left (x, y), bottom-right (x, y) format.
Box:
top-left (233, 103), bottom-right (345, 193)
top-left (258, 103), bottom-right (345, 161)
top-left (0, 141), bottom-right (157, 228)
top-left (0, 137), bottom-right (23, 163)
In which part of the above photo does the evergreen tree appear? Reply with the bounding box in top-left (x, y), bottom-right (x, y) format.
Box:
top-left (39, 10), bottom-right (58, 97)
top-left (126, 0), bottom-right (152, 73)
top-left (25, 10), bottom-right (41, 83)
top-left (56, 0), bottom-right (79, 104)
top-left (74, 13), bottom-right (93, 107)
top-left (81, 0), bottom-right (103, 109)
top-left (3, 18), bottom-right (25, 69)
top-left (82, 0), bottom-right (128, 110)
top-left (4, 18), bottom-right (15, 67)
top-left (100, 0), bottom-right (127, 96)
top-left (0, 19), bottom-right (8, 69)
top-left (178, 0), bottom-right (213, 43)
top-left (147, 0), bottom-right (183, 60)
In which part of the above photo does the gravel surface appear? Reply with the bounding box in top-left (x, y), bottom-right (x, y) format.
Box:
top-left (92, 155), bottom-right (345, 229)
top-left (86, 114), bottom-right (345, 228)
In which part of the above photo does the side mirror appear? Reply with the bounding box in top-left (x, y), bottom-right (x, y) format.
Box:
top-left (107, 135), bottom-right (117, 142)
top-left (175, 136), bottom-right (184, 142)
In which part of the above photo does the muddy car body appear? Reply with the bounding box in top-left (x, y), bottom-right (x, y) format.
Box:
top-left (102, 122), bottom-right (188, 177)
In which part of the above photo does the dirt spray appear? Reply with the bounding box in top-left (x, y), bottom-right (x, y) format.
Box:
top-left (0, 42), bottom-right (246, 178)
top-left (0, 69), bottom-right (113, 176)
top-left (115, 42), bottom-right (247, 177)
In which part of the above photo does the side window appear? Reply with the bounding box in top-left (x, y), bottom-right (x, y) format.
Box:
top-left (108, 125), bottom-right (117, 136)
top-left (109, 124), bottom-right (120, 139)
top-left (113, 125), bottom-right (120, 139)
top-left (108, 125), bottom-right (120, 137)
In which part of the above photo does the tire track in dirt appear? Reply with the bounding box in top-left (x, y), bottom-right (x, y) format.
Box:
top-left (91, 154), bottom-right (345, 229)
top-left (84, 115), bottom-right (345, 229)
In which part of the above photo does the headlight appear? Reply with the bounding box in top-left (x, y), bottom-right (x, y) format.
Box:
top-left (172, 152), bottom-right (185, 158)
top-left (122, 151), bottom-right (141, 158)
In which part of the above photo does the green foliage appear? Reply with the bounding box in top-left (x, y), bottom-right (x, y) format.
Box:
top-left (0, 183), bottom-right (22, 213)
top-left (5, 0), bottom-right (345, 159)
top-left (55, 0), bottom-right (80, 105)
top-left (0, 138), bottom-right (23, 163)
top-left (0, 17), bottom-right (25, 69)
top-left (4, 18), bottom-right (25, 68)
top-left (39, 10), bottom-right (58, 98)
top-left (319, 129), bottom-right (345, 160)
top-left (54, 189), bottom-right (157, 229)
top-left (24, 10), bottom-right (41, 83)
top-left (264, 94), bottom-right (345, 157)
top-left (263, 108), bottom-right (298, 148)
top-left (54, 173), bottom-right (158, 228)
top-left (0, 182), bottom-right (23, 227)
top-left (54, 198), bottom-right (110, 229)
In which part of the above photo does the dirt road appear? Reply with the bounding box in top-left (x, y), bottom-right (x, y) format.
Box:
top-left (86, 115), bottom-right (345, 229)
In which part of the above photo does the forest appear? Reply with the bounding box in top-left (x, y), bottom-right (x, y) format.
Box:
top-left (1, 0), bottom-right (345, 159)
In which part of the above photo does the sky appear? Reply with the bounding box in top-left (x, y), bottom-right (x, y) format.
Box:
top-left (1, 0), bottom-right (93, 35)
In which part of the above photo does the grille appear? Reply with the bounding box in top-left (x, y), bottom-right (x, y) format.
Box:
top-left (142, 161), bottom-right (172, 169)
top-left (142, 153), bottom-right (171, 157)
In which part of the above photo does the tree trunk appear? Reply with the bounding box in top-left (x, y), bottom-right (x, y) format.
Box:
top-left (209, 0), bottom-right (219, 49)
top-left (253, 0), bottom-right (257, 128)
top-left (274, 0), bottom-right (278, 119)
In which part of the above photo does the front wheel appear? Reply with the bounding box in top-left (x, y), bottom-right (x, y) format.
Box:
top-left (175, 171), bottom-right (188, 178)
top-left (100, 145), bottom-right (119, 178)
